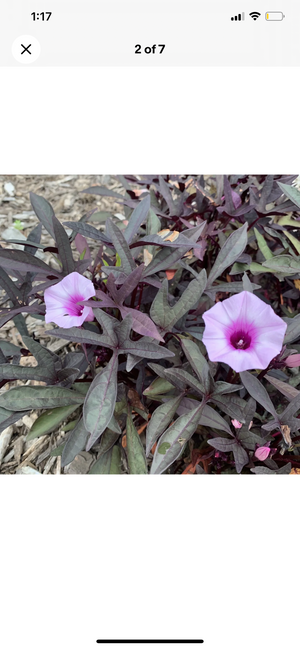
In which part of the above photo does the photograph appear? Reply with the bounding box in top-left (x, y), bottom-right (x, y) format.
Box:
top-left (1, 173), bottom-right (300, 476)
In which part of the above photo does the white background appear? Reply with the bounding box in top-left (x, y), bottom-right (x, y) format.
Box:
top-left (0, 64), bottom-right (300, 649)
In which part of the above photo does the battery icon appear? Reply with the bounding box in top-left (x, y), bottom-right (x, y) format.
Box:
top-left (265, 11), bottom-right (285, 20)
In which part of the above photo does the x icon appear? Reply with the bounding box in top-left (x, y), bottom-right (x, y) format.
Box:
top-left (21, 44), bottom-right (32, 55)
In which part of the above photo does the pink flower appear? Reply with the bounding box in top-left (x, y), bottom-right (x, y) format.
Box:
top-left (284, 354), bottom-right (300, 368)
top-left (254, 446), bottom-right (271, 461)
top-left (231, 419), bottom-right (243, 429)
top-left (44, 272), bottom-right (95, 328)
top-left (202, 291), bottom-right (287, 372)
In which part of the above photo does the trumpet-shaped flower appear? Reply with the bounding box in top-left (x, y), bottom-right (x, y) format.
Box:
top-left (202, 291), bottom-right (287, 372)
top-left (44, 272), bottom-right (95, 328)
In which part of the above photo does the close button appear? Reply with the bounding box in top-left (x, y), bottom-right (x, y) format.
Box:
top-left (12, 35), bottom-right (41, 64)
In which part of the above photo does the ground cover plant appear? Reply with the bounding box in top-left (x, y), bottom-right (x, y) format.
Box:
top-left (1, 174), bottom-right (300, 474)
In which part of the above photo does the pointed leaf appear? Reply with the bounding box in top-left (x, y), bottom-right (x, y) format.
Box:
top-left (210, 393), bottom-right (246, 422)
top-left (123, 194), bottom-right (151, 243)
top-left (27, 404), bottom-right (79, 441)
top-left (121, 339), bottom-right (175, 360)
top-left (61, 418), bottom-right (89, 467)
top-left (144, 245), bottom-right (194, 277)
top-left (44, 325), bottom-right (115, 349)
top-left (84, 353), bottom-right (118, 450)
top-left (208, 437), bottom-right (236, 452)
top-left (150, 401), bottom-right (205, 474)
top-left (146, 394), bottom-right (183, 456)
top-left (126, 411), bottom-right (147, 474)
top-left (206, 222), bottom-right (248, 287)
top-left (0, 386), bottom-right (84, 411)
top-left (120, 306), bottom-right (164, 342)
top-left (265, 374), bottom-right (300, 402)
top-left (283, 314), bottom-right (300, 344)
top-left (106, 218), bottom-right (135, 274)
top-left (115, 264), bottom-right (145, 303)
top-left (52, 215), bottom-right (76, 274)
top-left (277, 181), bottom-right (300, 209)
top-left (63, 220), bottom-right (110, 244)
top-left (164, 367), bottom-right (205, 395)
top-left (143, 376), bottom-right (174, 397)
top-left (30, 192), bottom-right (55, 238)
top-left (199, 404), bottom-right (233, 435)
top-left (240, 371), bottom-right (277, 417)
top-left (181, 337), bottom-right (211, 391)
top-left (89, 446), bottom-right (122, 474)
top-left (233, 444), bottom-right (249, 473)
top-left (280, 392), bottom-right (300, 421)
top-left (213, 381), bottom-right (243, 394)
top-left (147, 362), bottom-right (186, 390)
top-left (0, 407), bottom-right (31, 434)
top-left (93, 309), bottom-right (118, 346)
top-left (0, 248), bottom-right (61, 276)
top-left (0, 364), bottom-right (54, 383)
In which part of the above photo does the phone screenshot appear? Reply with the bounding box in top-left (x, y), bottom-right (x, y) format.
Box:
top-left (0, 2), bottom-right (299, 649)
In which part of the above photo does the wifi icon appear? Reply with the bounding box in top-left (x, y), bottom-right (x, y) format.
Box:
top-left (249, 11), bottom-right (261, 20)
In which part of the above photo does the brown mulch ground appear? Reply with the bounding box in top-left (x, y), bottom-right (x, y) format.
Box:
top-left (0, 175), bottom-right (125, 475)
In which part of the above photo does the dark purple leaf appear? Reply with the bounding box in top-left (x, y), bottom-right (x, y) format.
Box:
top-left (123, 194), bottom-right (150, 243)
top-left (61, 417), bottom-right (89, 467)
top-left (52, 214), bottom-right (76, 275)
top-left (0, 248), bottom-right (62, 277)
top-left (84, 353), bottom-right (119, 450)
top-left (0, 303), bottom-right (45, 329)
top-left (232, 444), bottom-right (249, 473)
top-left (121, 339), bottom-right (175, 360)
top-left (105, 218), bottom-right (136, 274)
top-left (208, 437), bottom-right (236, 452)
top-left (63, 221), bottom-right (111, 245)
top-left (30, 192), bottom-right (55, 238)
top-left (240, 371), bottom-right (277, 417)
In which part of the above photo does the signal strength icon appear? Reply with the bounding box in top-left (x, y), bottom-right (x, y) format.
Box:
top-left (231, 12), bottom-right (245, 20)
top-left (249, 11), bottom-right (261, 20)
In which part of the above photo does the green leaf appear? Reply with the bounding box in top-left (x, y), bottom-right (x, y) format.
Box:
top-left (150, 401), bottom-right (205, 474)
top-left (200, 404), bottom-right (233, 435)
top-left (61, 418), bottom-right (89, 467)
top-left (0, 364), bottom-right (53, 383)
top-left (277, 181), bottom-right (300, 209)
top-left (210, 393), bottom-right (246, 422)
top-left (27, 404), bottom-right (79, 440)
top-left (213, 381), bottom-right (243, 395)
top-left (254, 227), bottom-right (273, 260)
top-left (283, 313), bottom-right (300, 344)
top-left (146, 394), bottom-right (183, 456)
top-left (208, 437), bottom-right (236, 452)
top-left (150, 271), bottom-right (206, 330)
top-left (282, 230), bottom-right (300, 255)
top-left (0, 386), bottom-right (84, 411)
top-left (126, 411), bottom-right (147, 474)
top-left (240, 371), bottom-right (277, 417)
top-left (84, 353), bottom-right (119, 450)
top-left (89, 446), bottom-right (122, 474)
top-left (207, 222), bottom-right (248, 287)
top-left (180, 337), bottom-right (211, 392)
top-left (164, 367), bottom-right (205, 395)
top-left (106, 218), bottom-right (136, 274)
top-left (98, 428), bottom-right (120, 456)
top-left (121, 338), bottom-right (175, 360)
top-left (93, 309), bottom-right (118, 346)
top-left (143, 376), bottom-right (174, 397)
top-left (232, 444), bottom-right (249, 473)
top-left (52, 214), bottom-right (76, 275)
top-left (261, 255), bottom-right (300, 275)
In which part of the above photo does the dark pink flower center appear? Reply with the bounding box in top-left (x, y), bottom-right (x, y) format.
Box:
top-left (64, 294), bottom-right (85, 317)
top-left (230, 329), bottom-right (251, 350)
